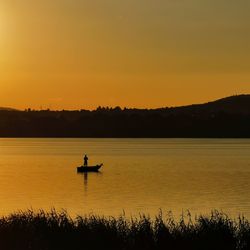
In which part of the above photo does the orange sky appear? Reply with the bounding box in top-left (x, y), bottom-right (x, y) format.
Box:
top-left (0, 0), bottom-right (250, 110)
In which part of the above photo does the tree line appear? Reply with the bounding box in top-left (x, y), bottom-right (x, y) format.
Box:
top-left (0, 102), bottom-right (250, 137)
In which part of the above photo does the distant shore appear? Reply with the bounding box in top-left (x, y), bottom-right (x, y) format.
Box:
top-left (1, 95), bottom-right (250, 138)
top-left (0, 209), bottom-right (249, 250)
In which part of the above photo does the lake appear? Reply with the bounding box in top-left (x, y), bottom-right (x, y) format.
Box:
top-left (0, 138), bottom-right (250, 218)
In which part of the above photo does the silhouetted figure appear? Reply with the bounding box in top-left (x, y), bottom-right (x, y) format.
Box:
top-left (84, 155), bottom-right (88, 166)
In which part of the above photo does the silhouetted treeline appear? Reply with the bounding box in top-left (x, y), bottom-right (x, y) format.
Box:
top-left (1, 95), bottom-right (250, 137)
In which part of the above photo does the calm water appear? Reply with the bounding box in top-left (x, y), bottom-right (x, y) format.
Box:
top-left (0, 138), bottom-right (250, 218)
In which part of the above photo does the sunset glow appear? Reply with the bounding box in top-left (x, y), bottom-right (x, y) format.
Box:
top-left (0, 0), bottom-right (250, 110)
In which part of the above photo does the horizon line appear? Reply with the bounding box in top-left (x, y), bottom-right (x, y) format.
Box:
top-left (0, 94), bottom-right (249, 112)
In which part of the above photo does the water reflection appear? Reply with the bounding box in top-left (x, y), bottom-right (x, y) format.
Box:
top-left (77, 172), bottom-right (103, 193)
top-left (84, 173), bottom-right (88, 188)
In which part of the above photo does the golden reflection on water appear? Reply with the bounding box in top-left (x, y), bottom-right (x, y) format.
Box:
top-left (0, 138), bottom-right (250, 218)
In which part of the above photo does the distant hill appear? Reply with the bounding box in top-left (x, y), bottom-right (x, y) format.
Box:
top-left (0, 95), bottom-right (250, 138)
top-left (167, 95), bottom-right (250, 115)
top-left (0, 107), bottom-right (18, 111)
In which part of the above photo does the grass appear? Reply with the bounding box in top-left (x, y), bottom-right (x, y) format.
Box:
top-left (0, 209), bottom-right (249, 250)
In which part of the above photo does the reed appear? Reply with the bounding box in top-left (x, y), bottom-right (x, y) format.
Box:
top-left (0, 209), bottom-right (249, 250)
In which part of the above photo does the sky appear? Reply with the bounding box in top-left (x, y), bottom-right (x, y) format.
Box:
top-left (0, 0), bottom-right (250, 110)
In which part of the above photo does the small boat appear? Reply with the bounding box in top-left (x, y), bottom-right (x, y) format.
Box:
top-left (77, 164), bottom-right (103, 173)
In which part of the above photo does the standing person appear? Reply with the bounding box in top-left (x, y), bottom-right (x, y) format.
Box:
top-left (84, 155), bottom-right (89, 166)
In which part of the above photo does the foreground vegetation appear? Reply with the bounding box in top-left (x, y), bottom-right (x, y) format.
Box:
top-left (0, 210), bottom-right (250, 250)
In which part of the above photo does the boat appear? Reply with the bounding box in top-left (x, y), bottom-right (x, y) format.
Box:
top-left (77, 164), bottom-right (103, 173)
